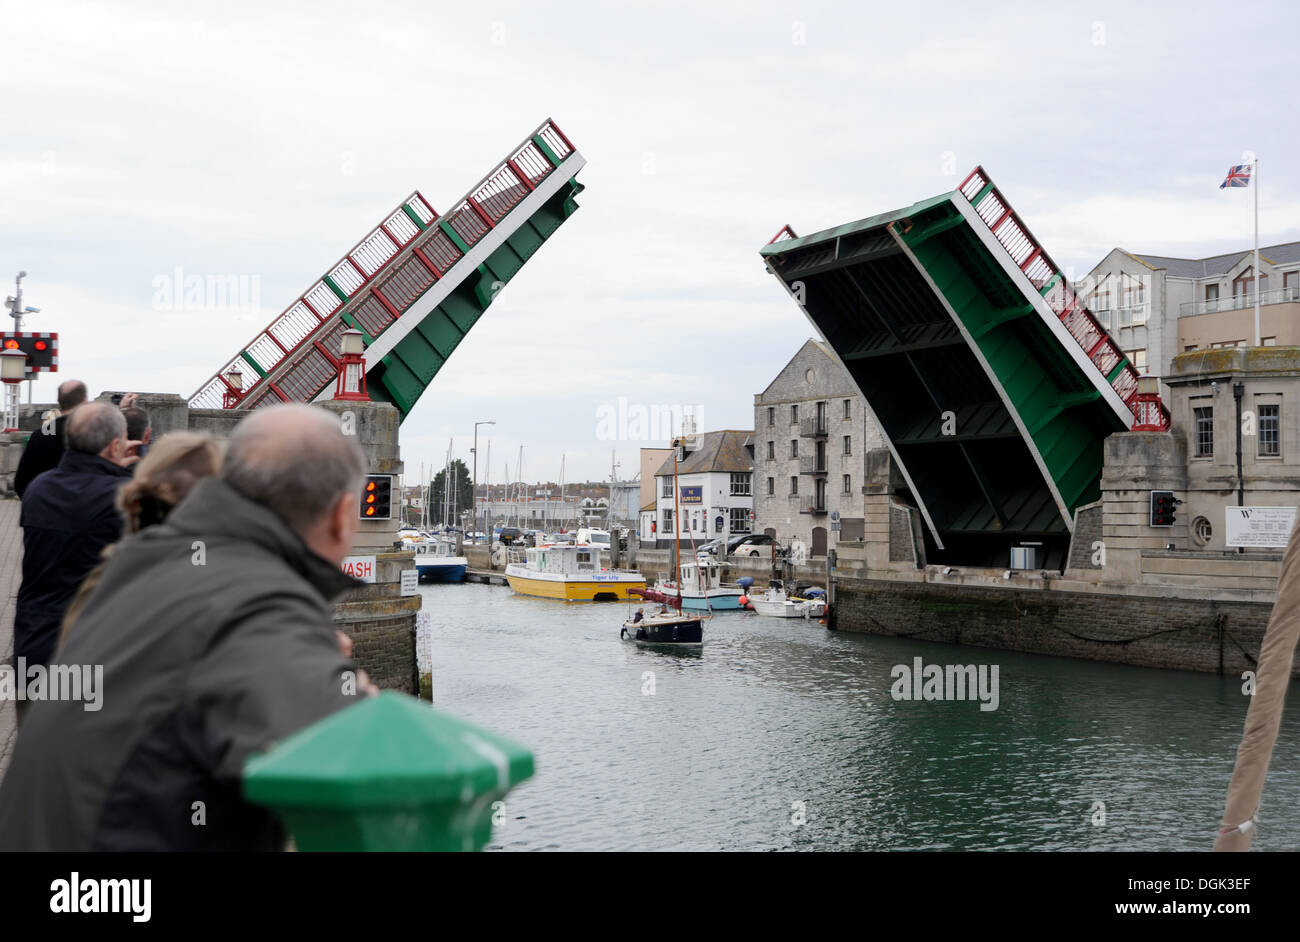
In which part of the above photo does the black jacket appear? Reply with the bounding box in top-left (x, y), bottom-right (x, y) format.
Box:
top-left (0, 477), bottom-right (364, 851)
top-left (13, 414), bottom-right (67, 497)
top-left (14, 448), bottom-right (133, 667)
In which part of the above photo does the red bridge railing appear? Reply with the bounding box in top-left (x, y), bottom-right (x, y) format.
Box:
top-left (189, 118), bottom-right (576, 410)
top-left (957, 166), bottom-right (1168, 430)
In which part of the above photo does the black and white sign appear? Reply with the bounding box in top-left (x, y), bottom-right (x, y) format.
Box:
top-left (1225, 506), bottom-right (1298, 548)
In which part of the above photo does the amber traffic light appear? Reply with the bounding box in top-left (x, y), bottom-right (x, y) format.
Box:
top-left (360, 474), bottom-right (393, 520)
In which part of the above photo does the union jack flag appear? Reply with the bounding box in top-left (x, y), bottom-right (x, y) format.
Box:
top-left (1220, 164), bottom-right (1252, 188)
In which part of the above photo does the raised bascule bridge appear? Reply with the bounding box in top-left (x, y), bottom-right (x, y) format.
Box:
top-left (761, 167), bottom-right (1168, 570)
top-left (188, 118), bottom-right (584, 418)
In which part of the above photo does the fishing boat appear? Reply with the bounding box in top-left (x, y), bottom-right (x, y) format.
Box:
top-left (412, 539), bottom-right (468, 583)
top-left (505, 543), bottom-right (646, 601)
top-left (621, 592), bottom-right (704, 646)
top-left (746, 582), bottom-right (826, 618)
top-left (653, 558), bottom-right (745, 611)
top-left (620, 434), bottom-right (706, 646)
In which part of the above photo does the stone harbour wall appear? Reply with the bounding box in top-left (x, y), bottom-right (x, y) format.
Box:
top-left (832, 574), bottom-right (1282, 677)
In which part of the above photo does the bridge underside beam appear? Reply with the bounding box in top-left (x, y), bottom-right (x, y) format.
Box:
top-left (762, 189), bottom-right (1130, 568)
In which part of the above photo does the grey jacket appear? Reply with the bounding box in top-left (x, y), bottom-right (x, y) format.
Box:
top-left (0, 477), bottom-right (363, 851)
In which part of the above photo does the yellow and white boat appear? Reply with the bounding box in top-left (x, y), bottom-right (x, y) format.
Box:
top-left (504, 544), bottom-right (646, 602)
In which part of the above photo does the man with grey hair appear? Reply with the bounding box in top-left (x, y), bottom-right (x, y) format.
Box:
top-left (12, 401), bottom-right (140, 674)
top-left (0, 404), bottom-right (377, 851)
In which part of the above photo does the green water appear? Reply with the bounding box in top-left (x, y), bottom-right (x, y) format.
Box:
top-left (418, 583), bottom-right (1298, 851)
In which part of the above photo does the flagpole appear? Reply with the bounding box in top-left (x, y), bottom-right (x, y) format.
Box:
top-left (1253, 156), bottom-right (1260, 346)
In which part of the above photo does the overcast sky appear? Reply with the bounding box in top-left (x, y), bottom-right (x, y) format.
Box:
top-left (3, 0), bottom-right (1296, 484)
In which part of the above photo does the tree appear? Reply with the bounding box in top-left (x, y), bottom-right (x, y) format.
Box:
top-left (428, 459), bottom-right (473, 527)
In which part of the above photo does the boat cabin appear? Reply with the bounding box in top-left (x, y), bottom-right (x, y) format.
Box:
top-left (525, 544), bottom-right (601, 573)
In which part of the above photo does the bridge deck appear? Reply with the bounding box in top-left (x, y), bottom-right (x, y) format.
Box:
top-left (190, 119), bottom-right (584, 420)
top-left (762, 168), bottom-right (1156, 567)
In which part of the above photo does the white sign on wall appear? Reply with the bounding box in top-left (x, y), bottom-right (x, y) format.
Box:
top-left (400, 569), bottom-right (419, 596)
top-left (341, 555), bottom-right (377, 583)
top-left (1224, 506), bottom-right (1298, 548)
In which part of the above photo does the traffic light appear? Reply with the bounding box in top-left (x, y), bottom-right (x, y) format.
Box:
top-left (1150, 490), bottom-right (1178, 527)
top-left (360, 474), bottom-right (393, 520)
top-left (0, 332), bottom-right (58, 373)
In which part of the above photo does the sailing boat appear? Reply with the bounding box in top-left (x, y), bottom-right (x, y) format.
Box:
top-left (621, 434), bottom-right (704, 646)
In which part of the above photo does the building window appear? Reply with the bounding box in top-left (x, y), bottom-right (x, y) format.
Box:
top-left (1233, 267), bottom-right (1267, 298)
top-left (1205, 283), bottom-right (1219, 302)
top-left (730, 472), bottom-right (751, 496)
top-left (662, 509), bottom-right (673, 532)
top-left (843, 473), bottom-right (852, 494)
top-left (1194, 406), bottom-right (1214, 457)
top-left (1259, 403), bottom-right (1280, 457)
top-left (1128, 348), bottom-right (1147, 370)
top-left (791, 404), bottom-right (799, 425)
top-left (766, 441), bottom-right (774, 460)
top-left (1285, 271), bottom-right (1299, 301)
top-left (1185, 345), bottom-right (1199, 352)
top-left (843, 435), bottom-right (852, 456)
top-left (662, 477), bottom-right (672, 497)
top-left (843, 398), bottom-right (852, 419)
top-left (790, 440), bottom-right (798, 458)
top-left (1263, 337), bottom-right (1277, 346)
top-left (730, 507), bottom-right (751, 534)
top-left (767, 476), bottom-right (774, 496)
top-left (790, 476), bottom-right (798, 496)
top-left (1192, 516), bottom-right (1213, 546)
top-left (767, 406), bottom-right (775, 427)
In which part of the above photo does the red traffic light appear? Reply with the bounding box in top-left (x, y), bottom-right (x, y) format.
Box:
top-left (2, 340), bottom-right (17, 350)
top-left (33, 340), bottom-right (46, 351)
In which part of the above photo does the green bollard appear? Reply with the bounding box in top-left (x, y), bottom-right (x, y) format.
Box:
top-left (243, 691), bottom-right (534, 852)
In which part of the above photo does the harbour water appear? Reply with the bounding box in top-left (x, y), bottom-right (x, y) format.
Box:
top-left (417, 583), bottom-right (1300, 852)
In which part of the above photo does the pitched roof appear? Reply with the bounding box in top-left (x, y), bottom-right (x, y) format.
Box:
top-left (1128, 241), bottom-right (1300, 278)
top-left (653, 429), bottom-right (754, 477)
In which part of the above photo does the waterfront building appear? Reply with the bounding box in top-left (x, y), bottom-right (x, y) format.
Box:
top-left (751, 339), bottom-right (883, 556)
top-left (1081, 242), bottom-right (1300, 382)
top-left (648, 421), bottom-right (754, 550)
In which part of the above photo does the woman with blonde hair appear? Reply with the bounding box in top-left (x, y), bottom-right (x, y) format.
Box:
top-left (57, 431), bottom-right (222, 647)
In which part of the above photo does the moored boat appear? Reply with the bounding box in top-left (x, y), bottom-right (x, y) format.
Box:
top-left (653, 559), bottom-right (745, 611)
top-left (413, 539), bottom-right (468, 583)
top-left (505, 544), bottom-right (646, 601)
top-left (747, 582), bottom-right (826, 618)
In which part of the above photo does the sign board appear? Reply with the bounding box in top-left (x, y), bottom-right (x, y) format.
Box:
top-left (748, 510), bottom-right (755, 521)
top-left (830, 521), bottom-right (841, 531)
top-left (400, 569), bottom-right (419, 596)
top-left (680, 486), bottom-right (702, 504)
top-left (341, 555), bottom-right (377, 583)
top-left (1225, 506), bottom-right (1298, 548)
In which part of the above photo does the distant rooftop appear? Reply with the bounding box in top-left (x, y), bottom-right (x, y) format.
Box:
top-left (1129, 241), bottom-right (1300, 278)
top-left (653, 429), bottom-right (754, 477)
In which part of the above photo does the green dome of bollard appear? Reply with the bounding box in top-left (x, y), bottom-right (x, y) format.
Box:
top-left (243, 691), bottom-right (534, 852)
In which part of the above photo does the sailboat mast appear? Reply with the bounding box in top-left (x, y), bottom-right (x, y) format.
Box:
top-left (672, 438), bottom-right (681, 605)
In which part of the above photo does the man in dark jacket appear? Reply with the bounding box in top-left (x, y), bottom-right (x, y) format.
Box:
top-left (13, 401), bottom-right (137, 673)
top-left (13, 379), bottom-right (88, 497)
top-left (0, 403), bottom-right (374, 851)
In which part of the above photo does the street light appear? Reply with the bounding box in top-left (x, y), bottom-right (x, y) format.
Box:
top-left (473, 420), bottom-right (496, 545)
top-left (2, 347), bottom-right (28, 431)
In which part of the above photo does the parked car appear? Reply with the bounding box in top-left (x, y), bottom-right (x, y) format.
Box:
top-left (730, 534), bottom-right (776, 557)
top-left (697, 534), bottom-right (754, 559)
top-left (497, 527), bottom-right (525, 546)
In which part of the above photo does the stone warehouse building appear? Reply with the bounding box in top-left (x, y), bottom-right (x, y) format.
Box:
top-left (1081, 241), bottom-right (1300, 382)
top-left (752, 339), bottom-right (884, 556)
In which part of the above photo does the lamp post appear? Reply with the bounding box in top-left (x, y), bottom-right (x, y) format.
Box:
top-left (473, 420), bottom-right (496, 545)
top-left (332, 329), bottom-right (370, 401)
top-left (2, 348), bottom-right (28, 432)
top-left (222, 366), bottom-right (243, 409)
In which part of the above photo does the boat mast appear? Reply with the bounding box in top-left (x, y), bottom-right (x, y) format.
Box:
top-left (672, 436), bottom-right (681, 607)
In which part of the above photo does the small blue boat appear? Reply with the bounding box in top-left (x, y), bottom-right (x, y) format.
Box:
top-left (412, 540), bottom-right (468, 583)
top-left (652, 560), bottom-right (745, 612)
